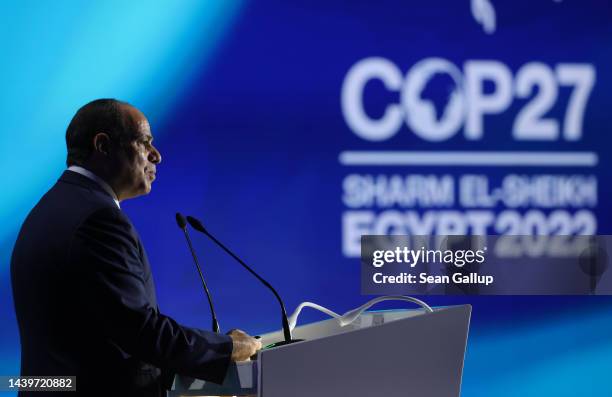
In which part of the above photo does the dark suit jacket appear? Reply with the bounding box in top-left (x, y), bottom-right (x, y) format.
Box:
top-left (10, 170), bottom-right (233, 396)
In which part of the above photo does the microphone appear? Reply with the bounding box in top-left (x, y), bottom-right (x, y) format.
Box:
top-left (186, 215), bottom-right (300, 346)
top-left (175, 212), bottom-right (221, 333)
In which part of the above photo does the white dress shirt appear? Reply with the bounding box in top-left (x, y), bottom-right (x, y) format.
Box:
top-left (67, 165), bottom-right (120, 209)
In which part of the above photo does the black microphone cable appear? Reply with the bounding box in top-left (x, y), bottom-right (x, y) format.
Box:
top-left (175, 212), bottom-right (220, 333)
top-left (186, 215), bottom-right (301, 346)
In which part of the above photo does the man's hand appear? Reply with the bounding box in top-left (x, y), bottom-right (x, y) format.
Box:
top-left (228, 329), bottom-right (262, 361)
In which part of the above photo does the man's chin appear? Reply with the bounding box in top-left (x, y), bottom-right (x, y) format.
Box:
top-left (142, 182), bottom-right (152, 195)
top-left (125, 183), bottom-right (152, 200)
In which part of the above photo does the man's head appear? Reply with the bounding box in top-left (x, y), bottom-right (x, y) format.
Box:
top-left (66, 99), bottom-right (162, 201)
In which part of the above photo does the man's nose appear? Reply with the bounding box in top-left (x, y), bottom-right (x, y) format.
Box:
top-left (149, 144), bottom-right (162, 164)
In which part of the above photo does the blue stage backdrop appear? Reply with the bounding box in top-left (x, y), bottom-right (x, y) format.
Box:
top-left (1, 1), bottom-right (612, 396)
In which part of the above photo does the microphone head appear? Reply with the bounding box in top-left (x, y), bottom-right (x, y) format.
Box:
top-left (186, 215), bottom-right (207, 233)
top-left (175, 213), bottom-right (187, 229)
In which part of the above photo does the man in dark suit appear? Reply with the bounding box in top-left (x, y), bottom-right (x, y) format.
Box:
top-left (10, 99), bottom-right (261, 396)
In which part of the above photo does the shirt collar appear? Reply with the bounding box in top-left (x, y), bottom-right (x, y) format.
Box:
top-left (67, 165), bottom-right (121, 209)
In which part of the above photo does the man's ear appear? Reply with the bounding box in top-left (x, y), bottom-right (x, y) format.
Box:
top-left (92, 133), bottom-right (111, 156)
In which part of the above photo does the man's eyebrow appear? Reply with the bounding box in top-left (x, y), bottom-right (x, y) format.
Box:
top-left (134, 134), bottom-right (153, 142)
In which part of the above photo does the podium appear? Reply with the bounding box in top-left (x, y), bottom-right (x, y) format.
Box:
top-left (169, 304), bottom-right (471, 397)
